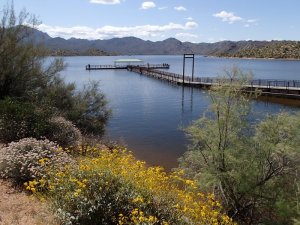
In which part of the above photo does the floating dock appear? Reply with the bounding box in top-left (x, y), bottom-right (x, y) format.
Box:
top-left (86, 63), bottom-right (170, 70)
top-left (86, 58), bottom-right (170, 70)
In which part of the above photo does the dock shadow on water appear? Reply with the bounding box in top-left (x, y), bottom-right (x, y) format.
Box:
top-left (257, 95), bottom-right (300, 107)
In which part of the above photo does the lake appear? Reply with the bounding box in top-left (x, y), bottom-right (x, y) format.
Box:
top-left (59, 55), bottom-right (300, 170)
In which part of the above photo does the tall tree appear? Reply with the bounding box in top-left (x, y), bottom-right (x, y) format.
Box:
top-left (0, 3), bottom-right (110, 138)
top-left (0, 3), bottom-right (64, 99)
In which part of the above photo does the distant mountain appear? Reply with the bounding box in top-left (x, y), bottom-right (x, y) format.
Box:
top-left (217, 41), bottom-right (300, 59)
top-left (30, 28), bottom-right (300, 58)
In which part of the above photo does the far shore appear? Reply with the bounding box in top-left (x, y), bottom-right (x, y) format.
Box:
top-left (202, 55), bottom-right (300, 61)
top-left (48, 53), bottom-right (300, 61)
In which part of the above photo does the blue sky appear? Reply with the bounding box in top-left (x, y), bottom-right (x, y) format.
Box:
top-left (12, 0), bottom-right (300, 43)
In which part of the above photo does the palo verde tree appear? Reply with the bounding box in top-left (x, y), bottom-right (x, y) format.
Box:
top-left (178, 68), bottom-right (300, 224)
top-left (0, 3), bottom-right (110, 142)
top-left (0, 4), bottom-right (64, 99)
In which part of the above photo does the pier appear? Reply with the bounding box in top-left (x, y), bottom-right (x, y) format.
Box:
top-left (127, 65), bottom-right (300, 99)
top-left (86, 55), bottom-right (300, 99)
top-left (86, 58), bottom-right (170, 70)
top-left (86, 63), bottom-right (170, 70)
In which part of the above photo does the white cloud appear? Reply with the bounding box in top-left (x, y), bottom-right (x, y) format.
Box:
top-left (213, 11), bottom-right (242, 24)
top-left (208, 37), bottom-right (216, 43)
top-left (246, 19), bottom-right (257, 23)
top-left (214, 11), bottom-right (259, 28)
top-left (244, 19), bottom-right (259, 27)
top-left (158, 6), bottom-right (168, 10)
top-left (140, 1), bottom-right (156, 10)
top-left (37, 22), bottom-right (198, 40)
top-left (208, 37), bottom-right (226, 43)
top-left (185, 21), bottom-right (198, 28)
top-left (89, 0), bottom-right (121, 4)
top-left (185, 17), bottom-right (193, 21)
top-left (176, 32), bottom-right (198, 42)
top-left (174, 6), bottom-right (187, 11)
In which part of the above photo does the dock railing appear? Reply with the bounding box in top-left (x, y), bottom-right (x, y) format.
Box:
top-left (86, 63), bottom-right (170, 70)
top-left (127, 66), bottom-right (300, 90)
top-left (193, 77), bottom-right (300, 88)
top-left (86, 65), bottom-right (127, 70)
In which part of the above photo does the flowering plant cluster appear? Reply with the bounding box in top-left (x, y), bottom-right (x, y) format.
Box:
top-left (30, 146), bottom-right (235, 225)
top-left (0, 138), bottom-right (235, 224)
top-left (48, 116), bottom-right (82, 148)
top-left (0, 138), bottom-right (74, 185)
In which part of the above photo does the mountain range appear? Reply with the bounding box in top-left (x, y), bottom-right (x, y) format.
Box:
top-left (30, 28), bottom-right (300, 59)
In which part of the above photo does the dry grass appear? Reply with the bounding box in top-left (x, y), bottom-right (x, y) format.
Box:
top-left (0, 180), bottom-right (58, 225)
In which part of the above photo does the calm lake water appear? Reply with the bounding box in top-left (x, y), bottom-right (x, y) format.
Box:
top-left (59, 55), bottom-right (300, 170)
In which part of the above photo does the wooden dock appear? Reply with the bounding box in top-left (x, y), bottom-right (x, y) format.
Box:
top-left (86, 63), bottom-right (170, 70)
top-left (127, 66), bottom-right (300, 99)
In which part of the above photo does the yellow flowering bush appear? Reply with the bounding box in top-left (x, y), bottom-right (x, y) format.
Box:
top-left (32, 146), bottom-right (234, 225)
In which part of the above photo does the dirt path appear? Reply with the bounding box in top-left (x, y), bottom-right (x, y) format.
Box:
top-left (0, 180), bottom-right (58, 225)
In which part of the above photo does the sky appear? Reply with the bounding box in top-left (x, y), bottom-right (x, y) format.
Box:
top-left (10, 0), bottom-right (300, 43)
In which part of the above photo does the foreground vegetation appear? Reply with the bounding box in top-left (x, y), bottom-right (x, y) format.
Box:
top-left (178, 69), bottom-right (300, 224)
top-left (0, 139), bottom-right (234, 225)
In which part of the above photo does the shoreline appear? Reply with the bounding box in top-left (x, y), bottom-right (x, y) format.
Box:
top-left (204, 55), bottom-right (300, 61)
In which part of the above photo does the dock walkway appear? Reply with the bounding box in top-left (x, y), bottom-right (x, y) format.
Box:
top-left (127, 66), bottom-right (300, 99)
top-left (86, 64), bottom-right (170, 70)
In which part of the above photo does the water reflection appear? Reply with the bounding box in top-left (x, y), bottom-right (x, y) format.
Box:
top-left (257, 96), bottom-right (300, 107)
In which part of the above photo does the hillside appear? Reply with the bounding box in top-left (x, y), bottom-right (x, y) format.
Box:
top-left (217, 41), bottom-right (300, 59)
top-left (30, 28), bottom-right (300, 58)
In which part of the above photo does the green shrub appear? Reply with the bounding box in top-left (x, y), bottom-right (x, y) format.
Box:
top-left (48, 116), bottom-right (82, 148)
top-left (0, 138), bottom-right (74, 185)
top-left (0, 99), bottom-right (85, 148)
top-left (178, 69), bottom-right (300, 224)
top-left (0, 98), bottom-right (52, 143)
top-left (0, 4), bottom-right (110, 138)
top-left (65, 81), bottom-right (111, 136)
